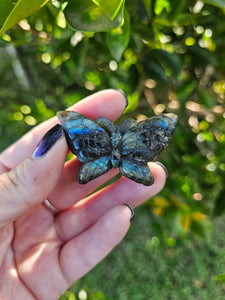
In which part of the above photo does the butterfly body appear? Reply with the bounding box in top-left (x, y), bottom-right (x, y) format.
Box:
top-left (57, 111), bottom-right (177, 186)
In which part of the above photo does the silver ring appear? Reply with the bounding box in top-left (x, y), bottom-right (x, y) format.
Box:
top-left (43, 199), bottom-right (59, 213)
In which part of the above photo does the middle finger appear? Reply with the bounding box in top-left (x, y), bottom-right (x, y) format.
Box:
top-left (48, 157), bottom-right (119, 209)
top-left (55, 163), bottom-right (166, 241)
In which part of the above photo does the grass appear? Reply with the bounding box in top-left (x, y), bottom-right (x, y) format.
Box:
top-left (66, 206), bottom-right (225, 300)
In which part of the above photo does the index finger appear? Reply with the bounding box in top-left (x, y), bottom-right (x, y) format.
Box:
top-left (0, 89), bottom-right (127, 170)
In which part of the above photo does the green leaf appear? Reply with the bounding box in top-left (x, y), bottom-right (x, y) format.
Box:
top-left (151, 50), bottom-right (182, 76)
top-left (144, 60), bottom-right (168, 82)
top-left (123, 91), bottom-right (140, 113)
top-left (154, 0), bottom-right (171, 15)
top-left (191, 219), bottom-right (208, 239)
top-left (0, 0), bottom-right (50, 36)
top-left (142, 0), bottom-right (153, 19)
top-left (0, 0), bottom-right (15, 29)
top-left (59, 290), bottom-right (76, 300)
top-left (64, 0), bottom-right (125, 32)
top-left (187, 46), bottom-right (217, 66)
top-left (176, 80), bottom-right (197, 101)
top-left (197, 88), bottom-right (215, 108)
top-left (215, 273), bottom-right (225, 282)
top-left (204, 0), bottom-right (225, 8)
top-left (106, 9), bottom-right (130, 61)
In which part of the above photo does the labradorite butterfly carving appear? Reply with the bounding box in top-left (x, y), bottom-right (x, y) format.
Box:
top-left (57, 111), bottom-right (177, 186)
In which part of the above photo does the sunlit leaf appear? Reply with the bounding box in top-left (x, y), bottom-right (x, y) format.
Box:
top-left (123, 91), bottom-right (139, 113)
top-left (192, 212), bottom-right (207, 221)
top-left (169, 195), bottom-right (189, 210)
top-left (90, 291), bottom-right (106, 300)
top-left (166, 237), bottom-right (176, 247)
top-left (106, 9), bottom-right (130, 61)
top-left (0, 0), bottom-right (50, 35)
top-left (154, 0), bottom-right (171, 15)
top-left (64, 0), bottom-right (125, 32)
top-left (180, 215), bottom-right (191, 231)
top-left (214, 273), bottom-right (225, 282)
top-left (204, 0), bottom-right (225, 8)
top-left (153, 196), bottom-right (170, 208)
top-left (59, 290), bottom-right (76, 300)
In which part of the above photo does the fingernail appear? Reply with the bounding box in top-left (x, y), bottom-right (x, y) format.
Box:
top-left (123, 203), bottom-right (135, 222)
top-left (154, 161), bottom-right (168, 178)
top-left (32, 124), bottom-right (63, 158)
top-left (117, 89), bottom-right (129, 108)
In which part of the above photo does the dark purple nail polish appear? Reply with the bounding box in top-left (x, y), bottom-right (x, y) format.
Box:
top-left (154, 161), bottom-right (168, 178)
top-left (32, 124), bottom-right (63, 158)
top-left (117, 89), bottom-right (129, 108)
top-left (123, 203), bottom-right (135, 222)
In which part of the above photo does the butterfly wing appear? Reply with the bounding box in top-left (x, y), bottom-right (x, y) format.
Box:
top-left (119, 114), bottom-right (177, 185)
top-left (57, 111), bottom-right (112, 162)
top-left (120, 114), bottom-right (177, 163)
top-left (78, 156), bottom-right (112, 184)
top-left (120, 159), bottom-right (154, 185)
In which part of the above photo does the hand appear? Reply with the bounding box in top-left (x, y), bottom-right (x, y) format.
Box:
top-left (0, 90), bottom-right (167, 300)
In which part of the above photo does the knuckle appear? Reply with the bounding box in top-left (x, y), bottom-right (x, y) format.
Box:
top-left (0, 160), bottom-right (29, 203)
top-left (8, 162), bottom-right (27, 190)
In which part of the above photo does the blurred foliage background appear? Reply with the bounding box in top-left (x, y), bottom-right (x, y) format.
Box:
top-left (1, 0), bottom-right (225, 299)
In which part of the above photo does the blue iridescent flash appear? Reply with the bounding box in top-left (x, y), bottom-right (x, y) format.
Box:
top-left (57, 111), bottom-right (177, 186)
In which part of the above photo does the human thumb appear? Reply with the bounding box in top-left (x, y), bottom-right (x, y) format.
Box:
top-left (0, 125), bottom-right (67, 228)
